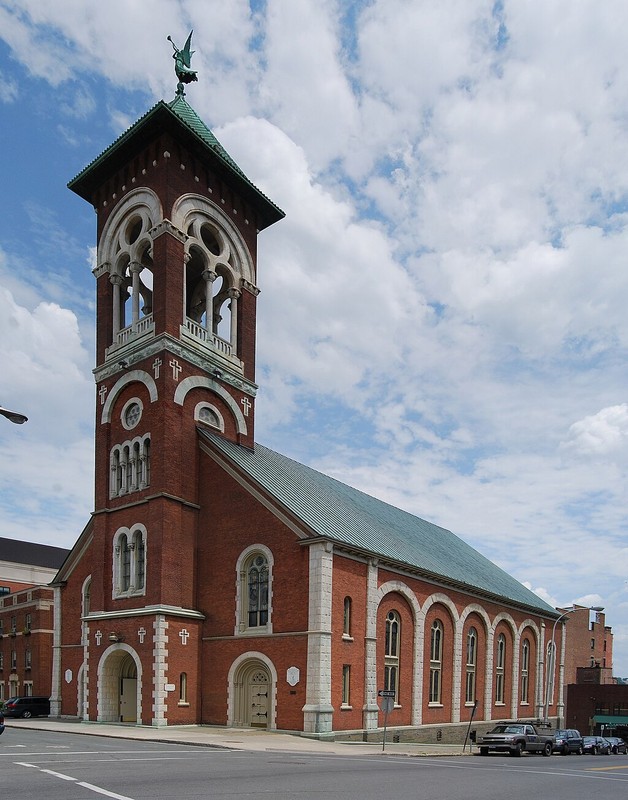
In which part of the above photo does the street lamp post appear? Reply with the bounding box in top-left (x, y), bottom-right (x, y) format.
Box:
top-left (543, 605), bottom-right (604, 724)
top-left (0, 405), bottom-right (28, 424)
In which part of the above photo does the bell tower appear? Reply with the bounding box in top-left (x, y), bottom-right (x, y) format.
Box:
top-left (64, 35), bottom-right (283, 724)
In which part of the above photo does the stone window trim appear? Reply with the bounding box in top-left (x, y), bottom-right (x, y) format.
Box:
top-left (112, 525), bottom-right (147, 600)
top-left (234, 544), bottom-right (274, 636)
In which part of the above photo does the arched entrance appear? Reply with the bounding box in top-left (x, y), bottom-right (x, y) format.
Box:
top-left (98, 646), bottom-right (141, 723)
top-left (232, 659), bottom-right (272, 729)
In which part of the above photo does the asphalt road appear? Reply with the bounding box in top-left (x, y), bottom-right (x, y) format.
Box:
top-left (3, 727), bottom-right (628, 799)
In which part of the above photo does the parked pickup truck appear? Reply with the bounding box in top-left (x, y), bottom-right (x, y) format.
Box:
top-left (476, 722), bottom-right (554, 757)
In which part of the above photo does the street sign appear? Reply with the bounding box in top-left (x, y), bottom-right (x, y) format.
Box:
top-left (378, 689), bottom-right (395, 697)
top-left (381, 696), bottom-right (394, 713)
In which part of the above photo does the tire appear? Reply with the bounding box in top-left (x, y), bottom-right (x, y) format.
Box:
top-left (576, 746), bottom-right (583, 755)
top-left (543, 741), bottom-right (552, 757)
top-left (512, 742), bottom-right (524, 757)
top-left (480, 747), bottom-right (489, 756)
top-left (561, 745), bottom-right (569, 755)
top-left (21, 710), bottom-right (32, 719)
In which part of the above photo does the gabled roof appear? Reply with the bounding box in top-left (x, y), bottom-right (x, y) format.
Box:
top-left (68, 95), bottom-right (284, 230)
top-left (200, 431), bottom-right (556, 616)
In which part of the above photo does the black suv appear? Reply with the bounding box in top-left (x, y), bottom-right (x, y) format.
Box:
top-left (3, 696), bottom-right (50, 718)
top-left (553, 728), bottom-right (584, 755)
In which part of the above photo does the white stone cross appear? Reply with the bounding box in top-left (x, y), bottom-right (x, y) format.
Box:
top-left (95, 630), bottom-right (102, 645)
top-left (99, 385), bottom-right (108, 405)
top-left (153, 357), bottom-right (162, 379)
top-left (179, 628), bottom-right (189, 645)
top-left (170, 359), bottom-right (182, 381)
top-left (241, 397), bottom-right (252, 416)
top-left (138, 627), bottom-right (146, 644)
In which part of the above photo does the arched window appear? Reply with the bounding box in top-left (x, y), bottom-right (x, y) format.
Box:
top-left (247, 555), bottom-right (269, 627)
top-left (343, 597), bottom-right (352, 637)
top-left (110, 434), bottom-right (151, 498)
top-left (465, 626), bottom-right (477, 704)
top-left (429, 620), bottom-right (443, 704)
top-left (82, 578), bottom-right (91, 617)
top-left (495, 633), bottom-right (506, 704)
top-left (113, 526), bottom-right (147, 599)
top-left (179, 672), bottom-right (188, 705)
top-left (520, 638), bottom-right (530, 704)
top-left (384, 610), bottom-right (400, 701)
top-left (235, 546), bottom-right (273, 635)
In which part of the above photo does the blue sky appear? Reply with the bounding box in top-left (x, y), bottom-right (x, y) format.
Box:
top-left (1, 0), bottom-right (627, 674)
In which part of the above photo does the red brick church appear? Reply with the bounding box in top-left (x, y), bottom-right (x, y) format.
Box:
top-left (51, 44), bottom-right (563, 738)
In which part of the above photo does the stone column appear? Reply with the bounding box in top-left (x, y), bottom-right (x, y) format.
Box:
top-left (110, 274), bottom-right (123, 336)
top-left (228, 288), bottom-right (241, 348)
top-left (130, 261), bottom-right (142, 325)
top-left (362, 558), bottom-right (380, 730)
top-left (302, 542), bottom-right (334, 734)
top-left (202, 269), bottom-right (217, 333)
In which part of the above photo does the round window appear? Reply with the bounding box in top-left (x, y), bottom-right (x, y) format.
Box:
top-left (123, 401), bottom-right (142, 429)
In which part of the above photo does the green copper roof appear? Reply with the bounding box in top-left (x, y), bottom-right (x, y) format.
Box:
top-left (200, 431), bottom-right (556, 616)
top-left (68, 96), bottom-right (284, 230)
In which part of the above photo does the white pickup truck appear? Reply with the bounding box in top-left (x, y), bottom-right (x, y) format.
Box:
top-left (476, 722), bottom-right (554, 757)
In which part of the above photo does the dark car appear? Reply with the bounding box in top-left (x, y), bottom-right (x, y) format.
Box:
top-left (583, 735), bottom-right (610, 755)
top-left (0, 711), bottom-right (4, 735)
top-left (603, 736), bottom-right (627, 754)
top-left (553, 728), bottom-right (584, 755)
top-left (2, 696), bottom-right (50, 719)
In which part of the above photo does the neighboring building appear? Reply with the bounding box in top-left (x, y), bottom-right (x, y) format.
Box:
top-left (0, 537), bottom-right (69, 594)
top-left (0, 538), bottom-right (68, 702)
top-left (566, 683), bottom-right (628, 739)
top-left (0, 586), bottom-right (56, 702)
top-left (561, 606), bottom-right (613, 687)
top-left (51, 52), bottom-right (565, 739)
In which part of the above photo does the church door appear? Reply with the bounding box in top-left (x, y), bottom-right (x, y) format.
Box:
top-left (120, 677), bottom-right (137, 722)
top-left (247, 668), bottom-right (269, 728)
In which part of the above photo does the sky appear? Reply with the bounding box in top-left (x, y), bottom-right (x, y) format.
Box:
top-left (0, 0), bottom-right (627, 674)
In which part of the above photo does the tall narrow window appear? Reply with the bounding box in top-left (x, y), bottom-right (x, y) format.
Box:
top-left (25, 649), bottom-right (32, 669)
top-left (134, 529), bottom-right (145, 589)
top-left (247, 555), bottom-right (269, 628)
top-left (25, 613), bottom-right (32, 632)
top-left (465, 626), bottom-right (477, 704)
top-left (342, 665), bottom-right (351, 707)
top-left (343, 597), bottom-right (352, 637)
top-left (121, 534), bottom-right (131, 592)
top-left (429, 620), bottom-right (443, 704)
top-left (495, 633), bottom-right (506, 704)
top-left (384, 610), bottom-right (400, 701)
top-left (520, 638), bottom-right (530, 704)
top-left (179, 672), bottom-right (188, 704)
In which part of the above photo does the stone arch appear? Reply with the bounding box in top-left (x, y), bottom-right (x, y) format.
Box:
top-left (517, 618), bottom-right (542, 713)
top-left (171, 193), bottom-right (255, 285)
top-left (101, 370), bottom-right (158, 424)
top-left (174, 375), bottom-right (248, 435)
top-left (227, 651), bottom-right (278, 730)
top-left (98, 188), bottom-right (163, 266)
top-left (97, 643), bottom-right (142, 723)
top-left (420, 593), bottom-right (460, 723)
top-left (376, 580), bottom-right (422, 724)
top-left (458, 603), bottom-right (491, 721)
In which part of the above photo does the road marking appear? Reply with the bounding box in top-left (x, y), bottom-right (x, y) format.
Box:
top-left (16, 762), bottom-right (135, 800)
top-left (78, 781), bottom-right (134, 800)
top-left (587, 764), bottom-right (628, 771)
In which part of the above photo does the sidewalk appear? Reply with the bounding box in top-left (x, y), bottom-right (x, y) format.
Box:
top-left (6, 717), bottom-right (471, 758)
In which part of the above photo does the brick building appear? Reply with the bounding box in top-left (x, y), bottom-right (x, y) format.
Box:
top-left (51, 57), bottom-right (566, 738)
top-left (0, 538), bottom-right (68, 702)
top-left (561, 606), bottom-right (613, 686)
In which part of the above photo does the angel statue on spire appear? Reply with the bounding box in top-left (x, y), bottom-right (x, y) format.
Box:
top-left (167, 31), bottom-right (198, 95)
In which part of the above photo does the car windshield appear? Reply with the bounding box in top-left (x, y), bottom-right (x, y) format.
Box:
top-left (491, 725), bottom-right (524, 734)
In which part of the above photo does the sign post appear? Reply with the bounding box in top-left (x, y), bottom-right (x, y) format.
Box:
top-left (378, 689), bottom-right (396, 751)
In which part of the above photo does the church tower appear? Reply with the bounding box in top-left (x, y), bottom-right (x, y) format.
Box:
top-left (57, 36), bottom-right (283, 724)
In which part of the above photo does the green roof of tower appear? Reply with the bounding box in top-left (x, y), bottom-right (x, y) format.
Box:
top-left (68, 95), bottom-right (284, 230)
top-left (200, 431), bottom-right (558, 617)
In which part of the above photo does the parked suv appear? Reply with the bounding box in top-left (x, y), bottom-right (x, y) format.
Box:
top-left (3, 696), bottom-right (50, 718)
top-left (552, 728), bottom-right (584, 755)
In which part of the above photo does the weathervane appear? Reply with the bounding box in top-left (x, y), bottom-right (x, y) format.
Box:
top-left (167, 30), bottom-right (198, 96)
